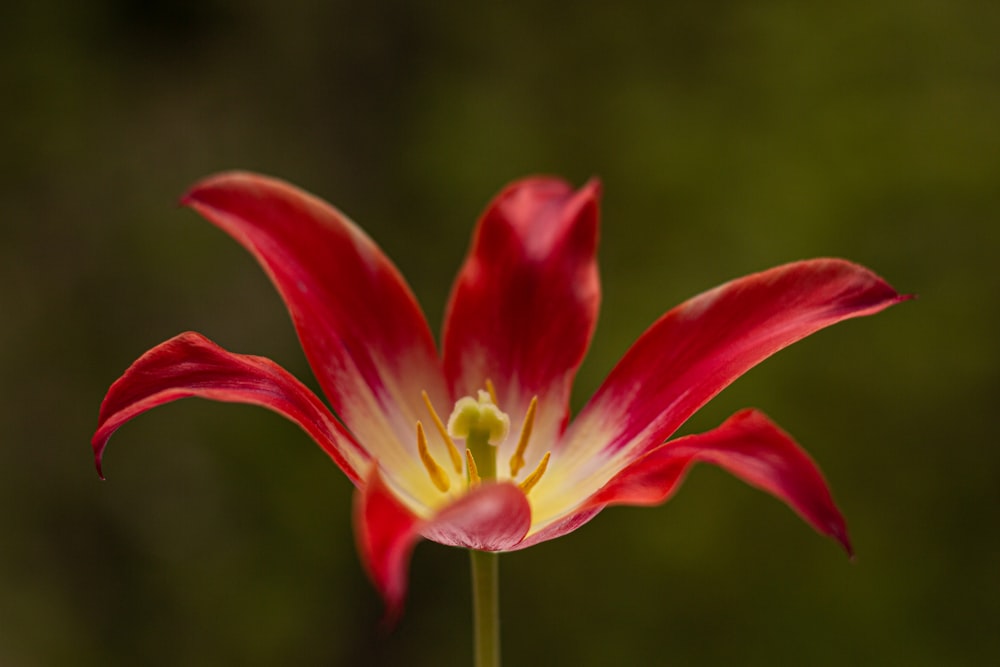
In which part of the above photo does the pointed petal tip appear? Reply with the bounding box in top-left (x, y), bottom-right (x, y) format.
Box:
top-left (378, 600), bottom-right (405, 633)
top-left (92, 419), bottom-right (110, 480)
top-left (498, 174), bottom-right (602, 202)
top-left (179, 170), bottom-right (258, 207)
top-left (180, 171), bottom-right (301, 212)
top-left (830, 521), bottom-right (854, 558)
top-left (819, 257), bottom-right (913, 307)
top-left (581, 176), bottom-right (602, 199)
top-left (179, 173), bottom-right (222, 206)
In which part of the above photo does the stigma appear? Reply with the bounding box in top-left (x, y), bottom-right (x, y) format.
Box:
top-left (447, 389), bottom-right (510, 444)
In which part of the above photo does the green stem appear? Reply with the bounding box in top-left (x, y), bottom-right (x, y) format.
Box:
top-left (465, 430), bottom-right (497, 481)
top-left (469, 549), bottom-right (500, 667)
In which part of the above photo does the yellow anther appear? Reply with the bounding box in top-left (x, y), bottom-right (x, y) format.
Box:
top-left (509, 396), bottom-right (538, 477)
top-left (421, 390), bottom-right (462, 473)
top-left (518, 451), bottom-right (551, 495)
top-left (465, 449), bottom-right (482, 488)
top-left (416, 422), bottom-right (451, 493)
top-left (485, 378), bottom-right (499, 406)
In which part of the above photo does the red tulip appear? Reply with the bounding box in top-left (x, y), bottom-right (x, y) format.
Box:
top-left (93, 173), bottom-right (908, 619)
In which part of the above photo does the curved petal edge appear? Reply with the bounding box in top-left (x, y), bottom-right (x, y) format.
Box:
top-left (567, 258), bottom-right (911, 461)
top-left (182, 172), bottom-right (446, 464)
top-left (420, 482), bottom-right (532, 551)
top-left (92, 332), bottom-right (368, 484)
top-left (590, 409), bottom-right (853, 555)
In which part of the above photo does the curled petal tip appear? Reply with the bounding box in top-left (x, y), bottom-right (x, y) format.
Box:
top-left (90, 332), bottom-right (365, 487)
top-left (92, 431), bottom-right (108, 480)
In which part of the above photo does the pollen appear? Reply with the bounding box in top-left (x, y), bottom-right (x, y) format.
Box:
top-left (416, 421), bottom-right (451, 493)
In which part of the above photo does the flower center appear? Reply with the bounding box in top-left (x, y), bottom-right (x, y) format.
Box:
top-left (447, 388), bottom-right (509, 480)
top-left (416, 381), bottom-right (550, 496)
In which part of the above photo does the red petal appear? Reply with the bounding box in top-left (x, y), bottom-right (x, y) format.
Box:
top-left (420, 483), bottom-right (532, 551)
top-left (353, 465), bottom-right (423, 623)
top-left (354, 467), bottom-right (530, 620)
top-left (92, 332), bottom-right (368, 483)
top-left (590, 409), bottom-right (853, 554)
top-left (511, 506), bottom-right (603, 550)
top-left (183, 173), bottom-right (446, 461)
top-left (442, 177), bottom-right (601, 448)
top-left (564, 259), bottom-right (909, 461)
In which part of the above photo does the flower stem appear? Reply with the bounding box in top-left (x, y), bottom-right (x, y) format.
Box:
top-left (469, 549), bottom-right (500, 667)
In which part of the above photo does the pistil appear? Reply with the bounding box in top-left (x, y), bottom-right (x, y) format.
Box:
top-left (447, 390), bottom-right (509, 481)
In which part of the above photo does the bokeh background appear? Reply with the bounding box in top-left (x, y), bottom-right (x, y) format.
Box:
top-left (3, 1), bottom-right (997, 665)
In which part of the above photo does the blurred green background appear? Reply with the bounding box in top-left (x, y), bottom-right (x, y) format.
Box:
top-left (2, 1), bottom-right (997, 665)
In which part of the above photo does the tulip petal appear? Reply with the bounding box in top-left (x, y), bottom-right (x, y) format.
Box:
top-left (443, 178), bottom-right (601, 460)
top-left (590, 409), bottom-right (852, 553)
top-left (355, 466), bottom-right (531, 618)
top-left (512, 505), bottom-right (604, 550)
top-left (182, 173), bottom-right (447, 485)
top-left (92, 332), bottom-right (368, 483)
top-left (559, 259), bottom-right (908, 467)
top-left (420, 482), bottom-right (532, 551)
top-left (354, 465), bottom-right (423, 622)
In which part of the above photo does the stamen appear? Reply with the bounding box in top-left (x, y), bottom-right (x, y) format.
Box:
top-left (509, 396), bottom-right (538, 477)
top-left (465, 449), bottom-right (481, 488)
top-left (416, 422), bottom-right (451, 493)
top-left (421, 390), bottom-right (463, 473)
top-left (518, 451), bottom-right (551, 495)
top-left (485, 378), bottom-right (499, 406)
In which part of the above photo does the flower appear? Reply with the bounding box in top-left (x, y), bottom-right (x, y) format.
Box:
top-left (92, 173), bottom-right (908, 618)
